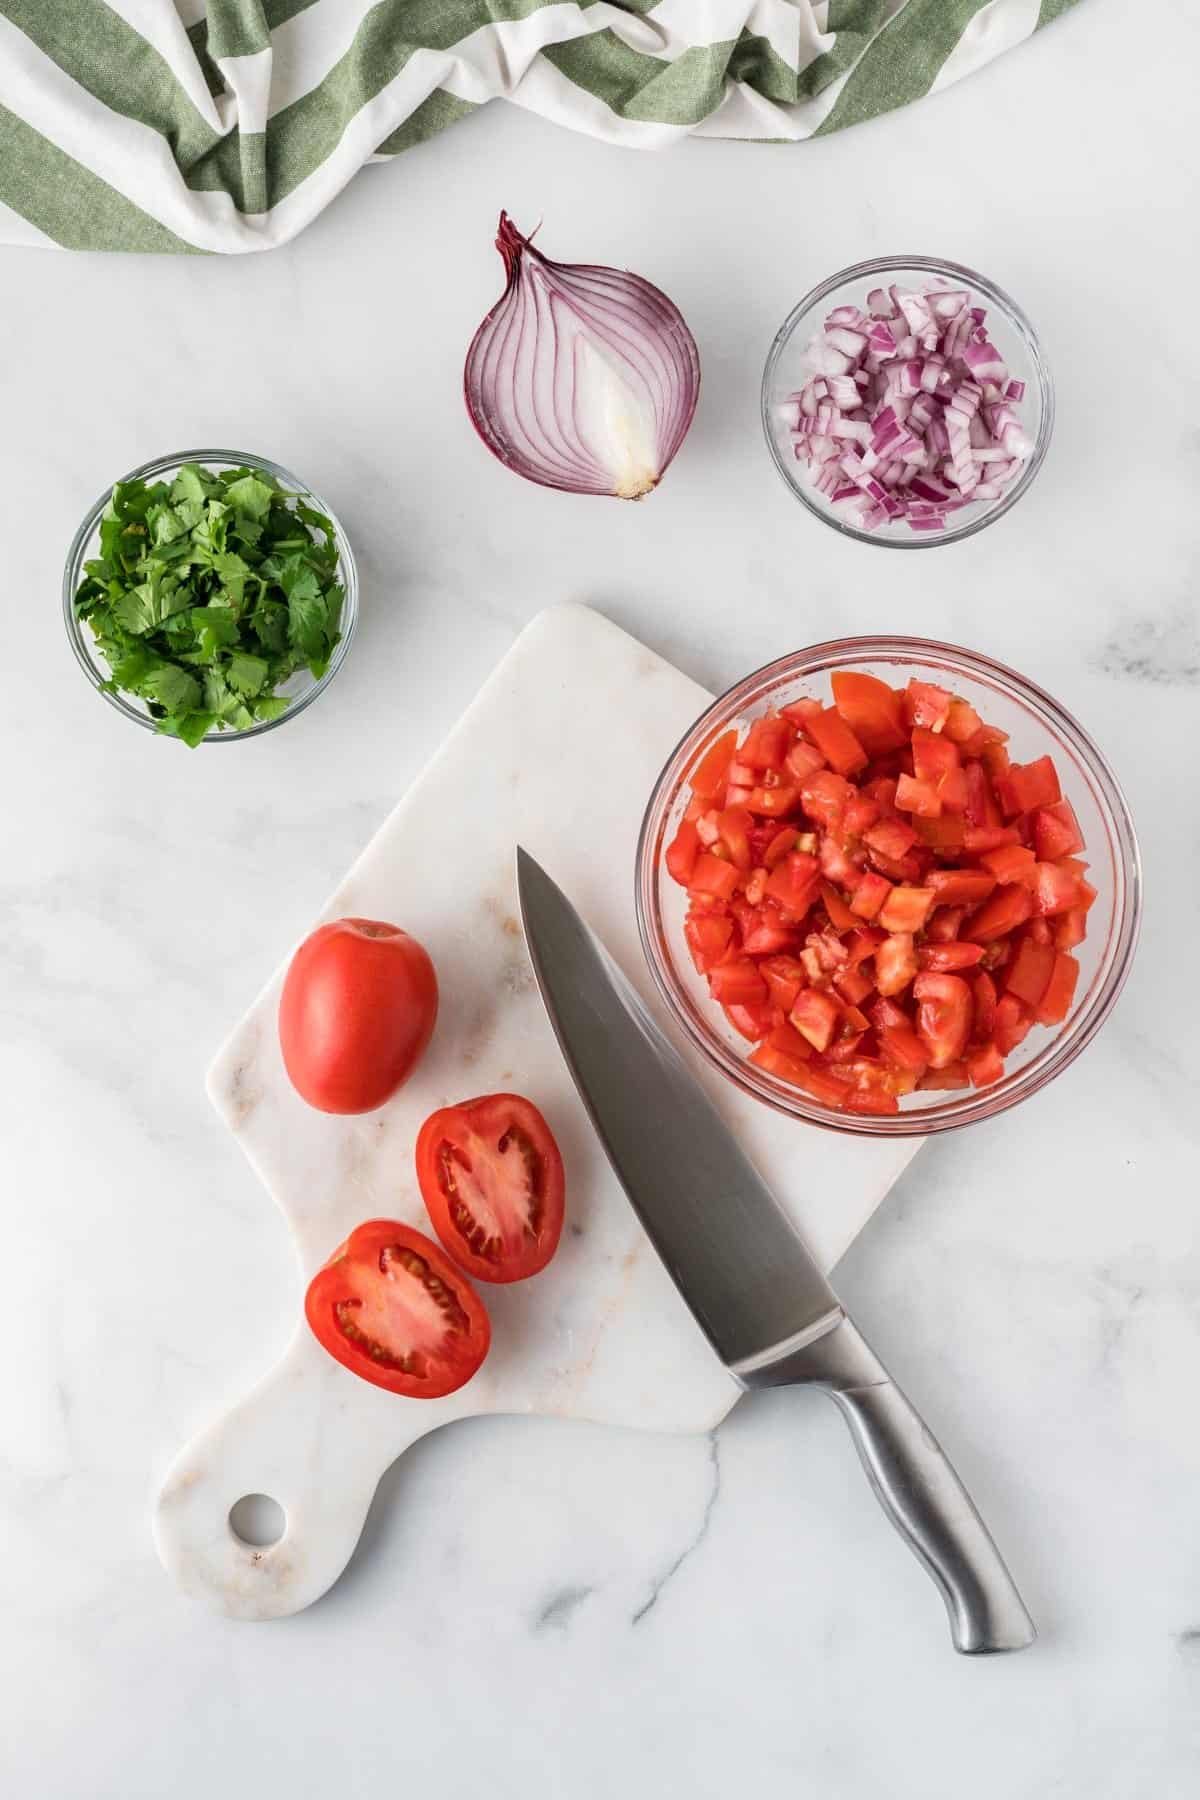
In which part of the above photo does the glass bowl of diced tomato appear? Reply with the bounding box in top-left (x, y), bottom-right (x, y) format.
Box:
top-left (636, 639), bottom-right (1141, 1135)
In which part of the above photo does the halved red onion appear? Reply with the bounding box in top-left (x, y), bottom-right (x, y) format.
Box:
top-left (782, 275), bottom-right (1036, 533)
top-left (464, 212), bottom-right (700, 500)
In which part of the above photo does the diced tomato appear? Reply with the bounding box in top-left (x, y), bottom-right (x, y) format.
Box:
top-left (1054, 908), bottom-right (1088, 950)
top-left (764, 851), bottom-right (820, 916)
top-left (1032, 799), bottom-right (1085, 862)
top-left (1030, 862), bottom-right (1080, 916)
top-left (944, 698), bottom-right (983, 744)
top-left (877, 1013), bottom-right (929, 1074)
top-left (831, 670), bottom-right (908, 753)
top-left (842, 793), bottom-right (881, 839)
top-left (905, 678), bottom-right (952, 732)
top-left (1007, 755), bottom-right (1062, 813)
top-left (821, 882), bottom-right (858, 932)
top-left (913, 813), bottom-right (966, 850)
top-left (863, 774), bottom-right (899, 814)
top-left (805, 708), bottom-right (869, 778)
top-left (865, 816), bottom-right (918, 860)
top-left (762, 826), bottom-right (798, 869)
top-left (926, 905), bottom-right (965, 943)
top-left (741, 914), bottom-right (800, 956)
top-left (833, 964), bottom-right (874, 1007)
top-left (919, 1062), bottom-right (969, 1090)
top-left (790, 1062), bottom-right (855, 1108)
top-left (965, 884), bottom-right (1034, 943)
top-left (781, 697), bottom-right (821, 729)
top-left (1034, 951), bottom-right (1079, 1025)
top-left (843, 1087), bottom-right (900, 1115)
top-left (926, 868), bottom-right (997, 907)
top-left (875, 933), bottom-right (918, 997)
top-left (1075, 877), bottom-right (1099, 914)
top-left (689, 852), bottom-right (740, 902)
top-left (747, 783), bottom-right (801, 818)
top-left (980, 843), bottom-right (1038, 887)
top-left (851, 870), bottom-right (892, 921)
top-left (918, 942), bottom-right (984, 972)
top-left (963, 760), bottom-right (997, 827)
top-left (867, 844), bottom-right (924, 883)
top-left (937, 765), bottom-right (970, 814)
top-left (963, 824), bottom-right (1020, 853)
top-left (911, 728), bottom-right (960, 787)
top-left (784, 739), bottom-right (826, 783)
top-left (788, 986), bottom-right (845, 1051)
top-left (912, 972), bottom-right (972, 1069)
top-left (895, 773), bottom-right (942, 818)
top-left (708, 959), bottom-right (768, 1007)
top-left (723, 1001), bottom-right (775, 1042)
top-left (760, 955), bottom-right (805, 1013)
top-left (966, 1042), bottom-right (1005, 1088)
top-left (684, 913), bottom-right (733, 974)
top-left (819, 833), bottom-right (862, 888)
top-left (714, 807), bottom-right (754, 870)
top-left (878, 886), bottom-right (935, 934)
top-left (749, 1043), bottom-right (813, 1087)
top-left (1026, 915), bottom-right (1053, 946)
top-left (798, 769), bottom-right (854, 830)
top-left (845, 927), bottom-right (885, 967)
top-left (972, 971), bottom-right (997, 1041)
top-left (764, 1020), bottom-right (815, 1064)
top-left (689, 730), bottom-right (737, 801)
top-left (982, 740), bottom-right (1012, 783)
top-left (993, 993), bottom-right (1031, 1055)
top-left (666, 818), bottom-right (701, 886)
top-left (741, 715), bottom-right (790, 770)
top-left (1004, 934), bottom-right (1056, 1008)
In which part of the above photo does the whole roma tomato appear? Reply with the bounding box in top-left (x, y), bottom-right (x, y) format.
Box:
top-left (279, 918), bottom-right (438, 1114)
top-left (305, 1220), bottom-right (490, 1397)
top-left (416, 1094), bottom-right (565, 1284)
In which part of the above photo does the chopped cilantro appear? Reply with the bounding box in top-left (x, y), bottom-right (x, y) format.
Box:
top-left (74, 462), bottom-right (345, 745)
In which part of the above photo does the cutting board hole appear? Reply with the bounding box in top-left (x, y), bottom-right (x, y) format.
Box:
top-left (229, 1493), bottom-right (286, 1548)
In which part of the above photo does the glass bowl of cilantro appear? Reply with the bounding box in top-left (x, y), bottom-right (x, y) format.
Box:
top-left (65, 449), bottom-right (357, 745)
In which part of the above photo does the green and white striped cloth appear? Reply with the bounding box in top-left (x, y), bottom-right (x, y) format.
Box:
top-left (0, 1), bottom-right (1080, 254)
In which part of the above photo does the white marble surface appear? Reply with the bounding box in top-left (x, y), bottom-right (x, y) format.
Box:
top-left (2, 0), bottom-right (1198, 1790)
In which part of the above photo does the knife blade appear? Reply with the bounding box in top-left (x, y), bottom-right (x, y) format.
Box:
top-left (517, 847), bottom-right (1036, 1655)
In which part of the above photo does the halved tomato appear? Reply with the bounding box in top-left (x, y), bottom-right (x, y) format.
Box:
top-left (416, 1094), bottom-right (565, 1285)
top-left (305, 1220), bottom-right (490, 1397)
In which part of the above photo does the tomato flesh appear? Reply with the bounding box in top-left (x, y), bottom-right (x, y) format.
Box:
top-left (305, 1221), bottom-right (490, 1397)
top-left (666, 686), bottom-right (1093, 1113)
top-left (416, 1094), bottom-right (565, 1284)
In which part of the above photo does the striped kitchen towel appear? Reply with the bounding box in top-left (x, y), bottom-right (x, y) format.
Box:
top-left (0, 1), bottom-right (1081, 254)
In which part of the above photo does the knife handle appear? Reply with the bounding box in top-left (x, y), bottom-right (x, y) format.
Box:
top-left (763, 1317), bottom-right (1036, 1655)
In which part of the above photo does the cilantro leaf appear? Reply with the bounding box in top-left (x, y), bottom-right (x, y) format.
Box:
top-left (227, 651), bottom-right (270, 697)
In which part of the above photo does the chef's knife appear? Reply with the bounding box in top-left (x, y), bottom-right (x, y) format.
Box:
top-left (516, 848), bottom-right (1035, 1655)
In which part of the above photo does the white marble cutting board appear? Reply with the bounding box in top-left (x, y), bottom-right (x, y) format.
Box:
top-left (153, 604), bottom-right (923, 1620)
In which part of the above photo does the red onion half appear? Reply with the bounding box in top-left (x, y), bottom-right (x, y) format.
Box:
top-left (464, 213), bottom-right (700, 500)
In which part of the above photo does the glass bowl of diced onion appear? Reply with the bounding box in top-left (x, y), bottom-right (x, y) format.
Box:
top-left (761, 256), bottom-right (1054, 547)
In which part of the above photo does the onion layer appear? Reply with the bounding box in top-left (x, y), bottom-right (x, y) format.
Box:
top-left (464, 212), bottom-right (700, 500)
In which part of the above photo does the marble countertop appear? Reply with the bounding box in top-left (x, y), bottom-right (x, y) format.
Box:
top-left (3, 1), bottom-right (1197, 1791)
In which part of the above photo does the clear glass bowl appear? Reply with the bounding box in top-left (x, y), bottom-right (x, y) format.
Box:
top-left (762, 255), bottom-right (1053, 549)
top-left (637, 639), bottom-right (1141, 1137)
top-left (64, 448), bottom-right (358, 743)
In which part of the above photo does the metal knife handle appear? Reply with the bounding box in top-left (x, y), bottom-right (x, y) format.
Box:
top-left (761, 1317), bottom-right (1036, 1655)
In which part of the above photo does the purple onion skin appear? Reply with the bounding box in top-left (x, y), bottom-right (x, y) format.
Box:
top-left (463, 211), bottom-right (701, 500)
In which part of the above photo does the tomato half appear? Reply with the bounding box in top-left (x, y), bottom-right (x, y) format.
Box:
top-left (305, 1220), bottom-right (490, 1397)
top-left (279, 919), bottom-right (438, 1115)
top-left (416, 1094), bottom-right (565, 1285)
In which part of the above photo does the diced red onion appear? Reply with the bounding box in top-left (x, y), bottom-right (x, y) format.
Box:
top-left (465, 211), bottom-right (700, 499)
top-left (786, 272), bottom-right (1036, 532)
